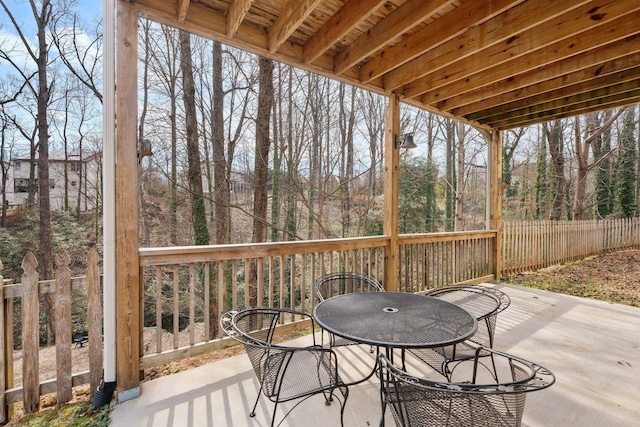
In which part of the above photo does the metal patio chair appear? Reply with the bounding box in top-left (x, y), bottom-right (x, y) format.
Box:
top-left (314, 272), bottom-right (384, 348)
top-left (220, 307), bottom-right (349, 427)
top-left (408, 285), bottom-right (510, 380)
top-left (379, 347), bottom-right (555, 427)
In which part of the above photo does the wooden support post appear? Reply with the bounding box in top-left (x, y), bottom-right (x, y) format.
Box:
top-left (488, 129), bottom-right (503, 280)
top-left (383, 94), bottom-right (400, 291)
top-left (116, 0), bottom-right (141, 398)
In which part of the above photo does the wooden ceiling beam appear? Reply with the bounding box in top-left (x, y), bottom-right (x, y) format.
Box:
top-left (302, 0), bottom-right (387, 65)
top-left (418, 11), bottom-right (640, 107)
top-left (475, 72), bottom-right (640, 125)
top-left (401, 0), bottom-right (638, 99)
top-left (333, 0), bottom-right (450, 74)
top-left (359, 0), bottom-right (523, 83)
top-left (461, 54), bottom-right (640, 120)
top-left (383, 0), bottom-right (587, 91)
top-left (226, 0), bottom-right (254, 38)
top-left (490, 89), bottom-right (640, 130)
top-left (177, 0), bottom-right (190, 23)
top-left (267, 0), bottom-right (322, 54)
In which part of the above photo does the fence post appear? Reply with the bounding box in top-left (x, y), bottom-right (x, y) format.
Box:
top-left (21, 251), bottom-right (40, 414)
top-left (86, 248), bottom-right (103, 397)
top-left (55, 251), bottom-right (72, 404)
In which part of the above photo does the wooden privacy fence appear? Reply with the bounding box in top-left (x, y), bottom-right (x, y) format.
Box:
top-left (501, 218), bottom-right (640, 276)
top-left (0, 249), bottom-right (102, 423)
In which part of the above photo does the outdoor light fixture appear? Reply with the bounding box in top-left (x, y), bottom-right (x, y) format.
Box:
top-left (396, 133), bottom-right (417, 149)
top-left (138, 138), bottom-right (153, 161)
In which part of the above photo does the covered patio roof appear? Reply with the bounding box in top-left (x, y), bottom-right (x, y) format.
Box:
top-left (130, 0), bottom-right (640, 129)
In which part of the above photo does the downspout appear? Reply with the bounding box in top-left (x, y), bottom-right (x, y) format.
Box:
top-left (92, 0), bottom-right (117, 408)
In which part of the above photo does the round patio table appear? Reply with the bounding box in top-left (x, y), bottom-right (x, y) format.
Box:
top-left (313, 291), bottom-right (477, 350)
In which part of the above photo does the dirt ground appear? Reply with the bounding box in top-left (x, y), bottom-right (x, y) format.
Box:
top-left (503, 249), bottom-right (640, 307)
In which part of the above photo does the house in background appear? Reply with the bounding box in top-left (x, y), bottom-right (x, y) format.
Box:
top-left (6, 151), bottom-right (101, 212)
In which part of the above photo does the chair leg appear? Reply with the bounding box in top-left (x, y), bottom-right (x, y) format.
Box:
top-left (269, 401), bottom-right (279, 427)
top-left (338, 386), bottom-right (349, 427)
top-left (250, 384), bottom-right (263, 417)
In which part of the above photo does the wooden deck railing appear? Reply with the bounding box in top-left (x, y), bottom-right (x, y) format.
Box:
top-left (137, 236), bottom-right (389, 369)
top-left (1, 218), bottom-right (639, 420)
top-left (398, 230), bottom-right (497, 293)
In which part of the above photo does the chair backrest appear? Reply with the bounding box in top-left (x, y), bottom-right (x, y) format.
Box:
top-left (379, 348), bottom-right (554, 427)
top-left (314, 272), bottom-right (384, 302)
top-left (220, 307), bottom-right (340, 403)
top-left (426, 285), bottom-right (510, 347)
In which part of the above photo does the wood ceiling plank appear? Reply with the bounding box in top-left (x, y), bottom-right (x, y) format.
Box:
top-left (418, 11), bottom-right (640, 107)
top-left (268, 0), bottom-right (323, 54)
top-left (333, 0), bottom-right (450, 74)
top-left (472, 69), bottom-right (640, 123)
top-left (400, 0), bottom-right (638, 99)
top-left (227, 0), bottom-right (254, 38)
top-left (489, 88), bottom-right (640, 129)
top-left (457, 53), bottom-right (640, 118)
top-left (383, 0), bottom-right (589, 91)
top-left (302, 0), bottom-right (387, 65)
top-left (359, 0), bottom-right (523, 83)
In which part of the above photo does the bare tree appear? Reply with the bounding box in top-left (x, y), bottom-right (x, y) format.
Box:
top-left (544, 120), bottom-right (567, 220)
top-left (146, 24), bottom-right (182, 244)
top-left (0, 0), bottom-right (63, 350)
top-left (249, 57), bottom-right (274, 306)
top-left (179, 30), bottom-right (209, 245)
top-left (52, 11), bottom-right (103, 103)
top-left (572, 109), bottom-right (624, 220)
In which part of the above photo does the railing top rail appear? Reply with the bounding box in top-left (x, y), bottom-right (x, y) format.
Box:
top-left (398, 230), bottom-right (497, 244)
top-left (2, 276), bottom-right (87, 300)
top-left (139, 235), bottom-right (391, 266)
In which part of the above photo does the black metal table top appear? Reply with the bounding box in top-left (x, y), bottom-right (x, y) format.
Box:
top-left (313, 292), bottom-right (477, 349)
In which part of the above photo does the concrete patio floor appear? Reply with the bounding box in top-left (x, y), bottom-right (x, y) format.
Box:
top-left (110, 283), bottom-right (640, 426)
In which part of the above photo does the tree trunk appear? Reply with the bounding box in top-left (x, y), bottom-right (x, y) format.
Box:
top-left (249, 57), bottom-right (274, 306)
top-left (179, 30), bottom-right (210, 246)
top-left (211, 41), bottom-right (230, 245)
top-left (545, 120), bottom-right (566, 220)
top-left (33, 0), bottom-right (55, 345)
top-left (270, 63), bottom-right (283, 242)
top-left (455, 122), bottom-right (465, 231)
top-left (444, 119), bottom-right (456, 231)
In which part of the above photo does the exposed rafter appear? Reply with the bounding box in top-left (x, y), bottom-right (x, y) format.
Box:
top-left (303, 0), bottom-right (387, 65)
top-left (419, 12), bottom-right (640, 105)
top-left (177, 0), bottom-right (190, 23)
top-left (386, 0), bottom-right (590, 93)
top-left (333, 0), bottom-right (450, 74)
top-left (268, 0), bottom-right (322, 54)
top-left (358, 0), bottom-right (524, 83)
top-left (404, 0), bottom-right (640, 100)
top-left (226, 0), bottom-right (254, 38)
top-left (455, 52), bottom-right (640, 118)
